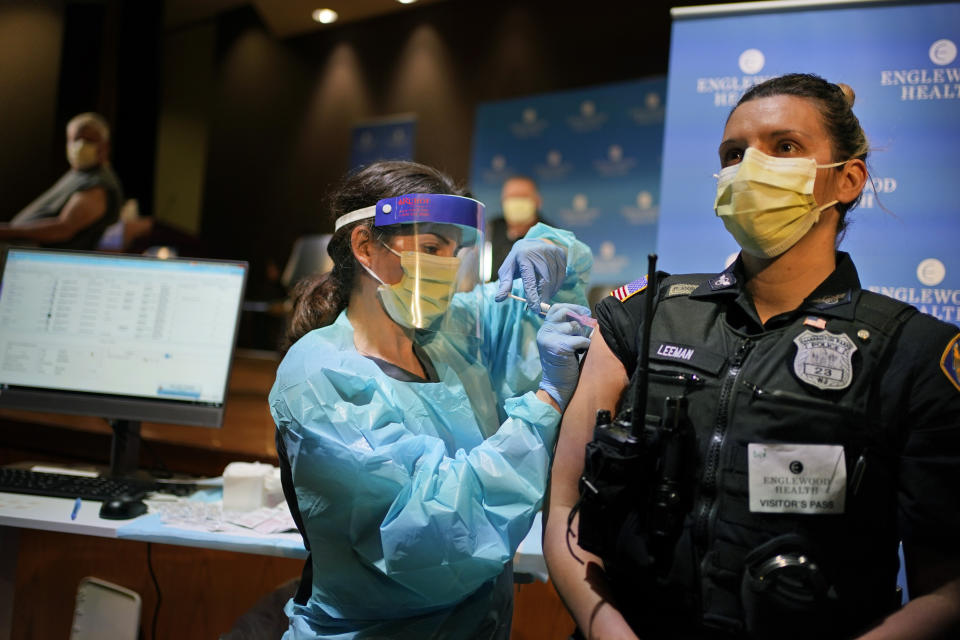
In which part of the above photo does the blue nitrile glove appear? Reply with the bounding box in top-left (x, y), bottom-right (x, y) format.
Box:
top-left (495, 238), bottom-right (568, 313)
top-left (537, 303), bottom-right (593, 411)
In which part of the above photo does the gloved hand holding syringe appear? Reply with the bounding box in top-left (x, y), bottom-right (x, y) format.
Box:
top-left (507, 293), bottom-right (598, 329)
top-left (527, 297), bottom-right (595, 411)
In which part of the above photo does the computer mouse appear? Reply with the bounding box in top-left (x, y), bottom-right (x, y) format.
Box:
top-left (99, 495), bottom-right (148, 520)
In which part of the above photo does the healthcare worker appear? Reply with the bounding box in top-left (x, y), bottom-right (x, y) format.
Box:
top-left (270, 160), bottom-right (593, 639)
top-left (545, 74), bottom-right (960, 639)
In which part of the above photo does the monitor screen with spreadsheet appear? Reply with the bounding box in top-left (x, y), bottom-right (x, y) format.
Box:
top-left (0, 247), bottom-right (248, 429)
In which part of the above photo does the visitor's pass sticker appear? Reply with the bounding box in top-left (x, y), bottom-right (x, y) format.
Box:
top-left (748, 443), bottom-right (846, 515)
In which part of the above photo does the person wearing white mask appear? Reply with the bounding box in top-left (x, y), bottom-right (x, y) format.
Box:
top-left (0, 112), bottom-right (123, 252)
top-left (270, 161), bottom-right (595, 639)
top-left (486, 175), bottom-right (549, 280)
top-left (545, 74), bottom-right (960, 640)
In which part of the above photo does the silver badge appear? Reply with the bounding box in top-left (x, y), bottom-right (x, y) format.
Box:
top-left (792, 329), bottom-right (857, 390)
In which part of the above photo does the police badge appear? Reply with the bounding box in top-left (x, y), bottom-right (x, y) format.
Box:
top-left (792, 329), bottom-right (857, 390)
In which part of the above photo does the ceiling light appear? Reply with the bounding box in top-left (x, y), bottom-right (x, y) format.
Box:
top-left (397, 0), bottom-right (419, 4)
top-left (312, 8), bottom-right (338, 24)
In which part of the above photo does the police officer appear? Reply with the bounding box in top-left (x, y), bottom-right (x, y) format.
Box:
top-left (544, 73), bottom-right (960, 640)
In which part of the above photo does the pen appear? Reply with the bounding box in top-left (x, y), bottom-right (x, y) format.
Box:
top-left (70, 497), bottom-right (82, 520)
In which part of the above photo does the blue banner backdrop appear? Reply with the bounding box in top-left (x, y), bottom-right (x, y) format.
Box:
top-left (657, 0), bottom-right (960, 326)
top-left (469, 78), bottom-right (667, 289)
top-left (350, 115), bottom-right (416, 170)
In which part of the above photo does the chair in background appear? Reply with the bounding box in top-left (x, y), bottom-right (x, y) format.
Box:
top-left (237, 234), bottom-right (334, 353)
top-left (280, 234), bottom-right (333, 293)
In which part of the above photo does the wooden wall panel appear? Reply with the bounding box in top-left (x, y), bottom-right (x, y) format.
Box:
top-left (10, 529), bottom-right (575, 639)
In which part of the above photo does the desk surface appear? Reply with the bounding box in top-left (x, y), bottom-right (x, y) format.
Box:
top-left (0, 492), bottom-right (125, 539)
top-left (0, 490), bottom-right (548, 579)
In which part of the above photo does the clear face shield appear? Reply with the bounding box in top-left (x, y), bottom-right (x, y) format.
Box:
top-left (337, 193), bottom-right (486, 343)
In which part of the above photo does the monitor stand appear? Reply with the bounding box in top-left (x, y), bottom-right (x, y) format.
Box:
top-left (108, 419), bottom-right (142, 478)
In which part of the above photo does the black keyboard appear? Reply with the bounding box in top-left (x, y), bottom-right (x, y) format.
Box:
top-left (0, 467), bottom-right (156, 501)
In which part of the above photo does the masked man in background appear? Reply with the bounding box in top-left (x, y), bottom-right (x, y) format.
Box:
top-left (486, 175), bottom-right (551, 280)
top-left (0, 112), bottom-right (123, 253)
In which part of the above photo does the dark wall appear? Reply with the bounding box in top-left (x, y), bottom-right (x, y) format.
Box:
top-left (113, 1), bottom-right (162, 210)
top-left (0, 0), bottom-right (161, 221)
top-left (1, 0), bottom-right (730, 298)
top-left (201, 0), bottom-right (720, 297)
top-left (0, 1), bottom-right (64, 216)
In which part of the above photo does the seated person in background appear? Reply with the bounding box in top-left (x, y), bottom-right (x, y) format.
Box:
top-left (486, 175), bottom-right (550, 279)
top-left (0, 112), bottom-right (123, 250)
top-left (270, 160), bottom-right (593, 639)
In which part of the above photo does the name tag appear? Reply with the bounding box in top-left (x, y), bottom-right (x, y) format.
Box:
top-left (649, 342), bottom-right (725, 375)
top-left (748, 443), bottom-right (846, 515)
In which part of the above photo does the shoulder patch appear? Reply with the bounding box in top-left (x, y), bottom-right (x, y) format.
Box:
top-left (940, 332), bottom-right (960, 393)
top-left (611, 275), bottom-right (648, 302)
top-left (708, 271), bottom-right (736, 291)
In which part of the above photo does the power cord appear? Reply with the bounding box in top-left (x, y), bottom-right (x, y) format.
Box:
top-left (147, 543), bottom-right (162, 640)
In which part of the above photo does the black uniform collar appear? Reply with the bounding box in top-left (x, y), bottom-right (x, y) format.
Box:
top-left (802, 252), bottom-right (861, 319)
top-left (690, 251), bottom-right (862, 331)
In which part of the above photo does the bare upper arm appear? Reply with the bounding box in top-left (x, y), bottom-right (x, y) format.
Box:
top-left (549, 327), bottom-right (630, 511)
top-left (58, 187), bottom-right (107, 236)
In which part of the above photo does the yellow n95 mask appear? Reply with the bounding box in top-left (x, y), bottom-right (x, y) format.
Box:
top-left (502, 197), bottom-right (537, 226)
top-left (67, 140), bottom-right (99, 170)
top-left (367, 243), bottom-right (461, 330)
top-left (714, 147), bottom-right (846, 258)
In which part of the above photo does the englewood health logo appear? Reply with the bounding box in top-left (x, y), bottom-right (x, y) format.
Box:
top-left (868, 258), bottom-right (960, 323)
top-left (880, 38), bottom-right (960, 100)
top-left (696, 48), bottom-right (776, 107)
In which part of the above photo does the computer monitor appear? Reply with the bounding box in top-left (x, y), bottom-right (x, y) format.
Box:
top-left (0, 247), bottom-right (248, 477)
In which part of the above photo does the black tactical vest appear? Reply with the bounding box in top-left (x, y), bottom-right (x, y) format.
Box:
top-left (603, 274), bottom-right (916, 640)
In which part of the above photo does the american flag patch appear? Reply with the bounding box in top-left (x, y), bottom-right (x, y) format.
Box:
top-left (611, 276), bottom-right (648, 302)
top-left (803, 316), bottom-right (827, 330)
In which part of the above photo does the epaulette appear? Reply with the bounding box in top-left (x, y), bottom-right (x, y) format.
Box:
top-left (610, 275), bottom-right (648, 302)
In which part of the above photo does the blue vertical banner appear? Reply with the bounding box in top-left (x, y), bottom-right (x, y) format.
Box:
top-left (350, 115), bottom-right (416, 170)
top-left (469, 78), bottom-right (667, 289)
top-left (657, 0), bottom-right (960, 326)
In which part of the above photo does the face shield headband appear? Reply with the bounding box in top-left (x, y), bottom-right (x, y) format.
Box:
top-left (334, 193), bottom-right (485, 244)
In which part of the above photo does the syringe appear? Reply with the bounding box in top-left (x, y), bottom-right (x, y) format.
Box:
top-left (507, 293), bottom-right (551, 315)
top-left (507, 293), bottom-right (598, 328)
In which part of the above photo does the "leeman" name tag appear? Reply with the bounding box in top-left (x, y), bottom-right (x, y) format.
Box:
top-left (748, 443), bottom-right (846, 515)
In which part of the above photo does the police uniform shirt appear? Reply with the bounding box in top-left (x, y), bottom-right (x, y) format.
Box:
top-left (593, 251), bottom-right (960, 630)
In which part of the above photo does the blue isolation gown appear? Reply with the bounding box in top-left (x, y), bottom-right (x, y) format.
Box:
top-left (269, 224), bottom-right (591, 639)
